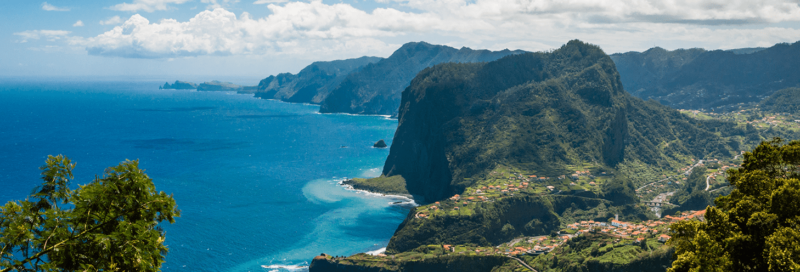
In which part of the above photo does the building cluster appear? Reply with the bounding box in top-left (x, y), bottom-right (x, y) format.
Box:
top-left (506, 210), bottom-right (708, 256)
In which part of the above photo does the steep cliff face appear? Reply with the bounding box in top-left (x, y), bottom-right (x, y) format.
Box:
top-left (381, 40), bottom-right (738, 203)
top-left (611, 41), bottom-right (800, 109)
top-left (319, 42), bottom-right (524, 116)
top-left (254, 56), bottom-right (382, 104)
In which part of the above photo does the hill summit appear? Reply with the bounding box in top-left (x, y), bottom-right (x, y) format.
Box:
top-left (379, 40), bottom-right (739, 202)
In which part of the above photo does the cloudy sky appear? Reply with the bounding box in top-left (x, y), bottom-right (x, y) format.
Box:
top-left (2, 0), bottom-right (800, 80)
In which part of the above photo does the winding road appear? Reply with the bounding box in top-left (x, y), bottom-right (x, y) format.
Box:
top-left (509, 256), bottom-right (537, 272)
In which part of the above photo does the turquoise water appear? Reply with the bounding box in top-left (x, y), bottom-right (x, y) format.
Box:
top-left (0, 79), bottom-right (409, 271)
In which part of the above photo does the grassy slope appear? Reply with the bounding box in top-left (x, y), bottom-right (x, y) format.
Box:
top-left (343, 175), bottom-right (410, 196)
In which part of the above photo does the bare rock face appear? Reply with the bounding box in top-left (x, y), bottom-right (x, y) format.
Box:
top-left (373, 139), bottom-right (388, 148)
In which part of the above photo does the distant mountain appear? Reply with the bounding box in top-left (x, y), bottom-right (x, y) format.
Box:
top-left (381, 40), bottom-right (739, 203)
top-left (610, 41), bottom-right (800, 109)
top-left (161, 80), bottom-right (198, 90)
top-left (319, 42), bottom-right (525, 116)
top-left (726, 47), bottom-right (766, 55)
top-left (254, 56), bottom-right (382, 104)
top-left (760, 87), bottom-right (800, 113)
top-left (196, 80), bottom-right (257, 92)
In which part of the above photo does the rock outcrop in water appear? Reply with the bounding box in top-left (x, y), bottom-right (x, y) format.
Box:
top-left (254, 56), bottom-right (382, 104)
top-left (319, 42), bottom-right (525, 116)
top-left (373, 139), bottom-right (388, 148)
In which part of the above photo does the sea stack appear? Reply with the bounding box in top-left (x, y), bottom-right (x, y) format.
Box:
top-left (373, 139), bottom-right (388, 148)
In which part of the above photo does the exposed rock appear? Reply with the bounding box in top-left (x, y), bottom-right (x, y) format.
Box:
top-left (373, 139), bottom-right (388, 148)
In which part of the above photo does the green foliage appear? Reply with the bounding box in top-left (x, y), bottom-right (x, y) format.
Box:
top-left (0, 155), bottom-right (180, 272)
top-left (664, 166), bottom-right (714, 215)
top-left (668, 138), bottom-right (800, 272)
top-left (526, 233), bottom-right (674, 272)
top-left (760, 87), bottom-right (800, 113)
top-left (385, 194), bottom-right (653, 254)
top-left (601, 175), bottom-right (637, 205)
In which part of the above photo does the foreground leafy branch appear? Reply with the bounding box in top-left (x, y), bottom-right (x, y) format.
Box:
top-left (0, 155), bottom-right (180, 272)
top-left (668, 138), bottom-right (800, 272)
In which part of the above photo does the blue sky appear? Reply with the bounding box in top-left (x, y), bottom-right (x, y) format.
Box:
top-left (2, 0), bottom-right (800, 81)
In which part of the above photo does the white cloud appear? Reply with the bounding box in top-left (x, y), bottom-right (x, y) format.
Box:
top-left (100, 16), bottom-right (123, 25)
top-left (14, 30), bottom-right (71, 43)
top-left (202, 0), bottom-right (239, 9)
top-left (74, 0), bottom-right (800, 59)
top-left (253, 0), bottom-right (287, 4)
top-left (109, 0), bottom-right (191, 12)
top-left (73, 20), bottom-right (84, 27)
top-left (80, 2), bottom-right (450, 58)
top-left (41, 2), bottom-right (69, 11)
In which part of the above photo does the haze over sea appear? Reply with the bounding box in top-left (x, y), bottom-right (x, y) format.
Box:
top-left (0, 79), bottom-right (408, 272)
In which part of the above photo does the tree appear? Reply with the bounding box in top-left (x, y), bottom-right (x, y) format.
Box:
top-left (668, 138), bottom-right (800, 272)
top-left (0, 155), bottom-right (180, 271)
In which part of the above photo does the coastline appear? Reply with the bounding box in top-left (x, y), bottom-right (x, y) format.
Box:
top-left (337, 179), bottom-right (420, 207)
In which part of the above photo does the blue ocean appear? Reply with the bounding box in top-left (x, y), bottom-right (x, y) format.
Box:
top-left (0, 79), bottom-right (409, 271)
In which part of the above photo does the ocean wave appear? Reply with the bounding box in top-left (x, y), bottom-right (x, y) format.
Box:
top-left (261, 264), bottom-right (308, 271)
top-left (317, 111), bottom-right (393, 118)
top-left (365, 247), bottom-right (387, 256)
top-left (337, 180), bottom-right (418, 206)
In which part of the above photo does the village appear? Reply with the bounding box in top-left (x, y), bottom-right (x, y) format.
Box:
top-left (411, 158), bottom-right (735, 221)
top-left (680, 108), bottom-right (800, 131)
top-left (415, 210), bottom-right (707, 257)
top-left (328, 209), bottom-right (709, 271)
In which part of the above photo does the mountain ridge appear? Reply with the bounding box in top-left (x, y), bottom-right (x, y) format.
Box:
top-left (319, 42), bottom-right (525, 116)
top-left (610, 41), bottom-right (800, 109)
top-left (381, 40), bottom-right (739, 203)
top-left (254, 56), bottom-right (383, 104)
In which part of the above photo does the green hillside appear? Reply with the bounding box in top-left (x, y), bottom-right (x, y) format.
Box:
top-left (760, 87), bottom-right (800, 113)
top-left (611, 41), bottom-right (800, 110)
top-left (381, 40), bottom-right (740, 203)
top-left (254, 56), bottom-right (382, 104)
top-left (319, 42), bottom-right (524, 116)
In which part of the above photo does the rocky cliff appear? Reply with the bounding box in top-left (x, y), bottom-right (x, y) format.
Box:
top-left (254, 56), bottom-right (382, 104)
top-left (610, 41), bottom-right (800, 109)
top-left (379, 40), bottom-right (739, 203)
top-left (319, 42), bottom-right (524, 116)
